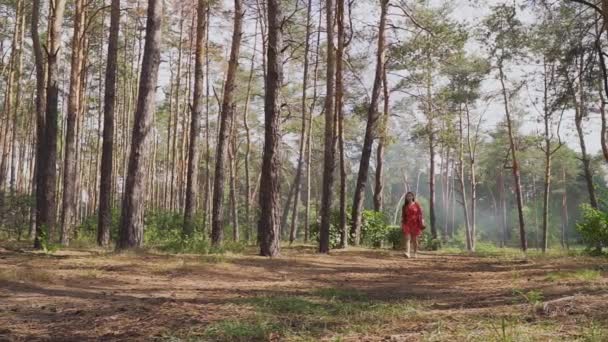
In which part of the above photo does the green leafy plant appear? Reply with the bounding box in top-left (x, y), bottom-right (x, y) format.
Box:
top-left (361, 211), bottom-right (391, 248)
top-left (576, 204), bottom-right (608, 255)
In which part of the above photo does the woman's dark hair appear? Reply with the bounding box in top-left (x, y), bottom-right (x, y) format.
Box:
top-left (404, 192), bottom-right (416, 204)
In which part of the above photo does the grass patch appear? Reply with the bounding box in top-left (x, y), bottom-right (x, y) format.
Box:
top-left (546, 269), bottom-right (602, 283)
top-left (313, 287), bottom-right (368, 301)
top-left (512, 289), bottom-right (544, 305)
top-left (214, 288), bottom-right (422, 340)
top-left (0, 267), bottom-right (54, 283)
top-left (580, 321), bottom-right (608, 342)
top-left (203, 319), bottom-right (281, 342)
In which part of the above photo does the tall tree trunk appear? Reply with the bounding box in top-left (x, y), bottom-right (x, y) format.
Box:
top-left (336, 0), bottom-right (348, 248)
top-left (184, 0), bottom-right (207, 236)
top-left (289, 0), bottom-right (314, 244)
top-left (499, 65), bottom-right (527, 252)
top-left (305, 8), bottom-right (323, 244)
top-left (319, 0), bottom-right (337, 253)
top-left (464, 103), bottom-right (478, 251)
top-left (211, 0), bottom-right (243, 247)
top-left (117, 0), bottom-right (163, 250)
top-left (258, 0), bottom-right (283, 257)
top-left (98, 0), bottom-right (120, 247)
top-left (170, 17), bottom-right (184, 212)
top-left (458, 106), bottom-right (472, 251)
top-left (561, 166), bottom-right (568, 248)
top-left (9, 2), bottom-right (24, 196)
top-left (35, 0), bottom-right (67, 248)
top-left (574, 74), bottom-right (598, 209)
top-left (374, 62), bottom-right (389, 213)
top-left (60, 0), bottom-right (86, 246)
top-left (30, 0), bottom-right (46, 242)
top-left (498, 169), bottom-right (508, 246)
top-left (0, 0), bottom-right (24, 217)
top-left (350, 0), bottom-right (388, 246)
top-left (242, 21), bottom-right (257, 241)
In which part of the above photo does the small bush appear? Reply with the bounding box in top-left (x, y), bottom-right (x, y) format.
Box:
top-left (387, 226), bottom-right (403, 250)
top-left (576, 204), bottom-right (608, 254)
top-left (309, 211), bottom-right (343, 249)
top-left (361, 211), bottom-right (391, 248)
top-left (0, 193), bottom-right (34, 240)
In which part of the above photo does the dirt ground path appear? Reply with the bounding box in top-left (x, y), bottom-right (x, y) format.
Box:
top-left (0, 246), bottom-right (607, 341)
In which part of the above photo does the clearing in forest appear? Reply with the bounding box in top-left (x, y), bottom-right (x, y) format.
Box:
top-left (0, 245), bottom-right (607, 341)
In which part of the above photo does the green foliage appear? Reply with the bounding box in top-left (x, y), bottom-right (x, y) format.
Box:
top-left (76, 207), bottom-right (121, 245)
top-left (387, 226), bottom-right (403, 250)
top-left (37, 227), bottom-right (60, 253)
top-left (421, 230), bottom-right (442, 251)
top-left (0, 193), bottom-right (34, 240)
top-left (360, 211), bottom-right (391, 247)
top-left (144, 210), bottom-right (246, 254)
top-left (576, 204), bottom-right (608, 254)
top-left (309, 210), bottom-right (344, 249)
top-left (513, 289), bottom-right (543, 305)
top-left (144, 210), bottom-right (209, 254)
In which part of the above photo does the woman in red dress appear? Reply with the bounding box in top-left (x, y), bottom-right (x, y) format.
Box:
top-left (401, 192), bottom-right (425, 258)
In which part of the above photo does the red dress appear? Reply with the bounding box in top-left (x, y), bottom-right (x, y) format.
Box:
top-left (402, 202), bottom-right (424, 237)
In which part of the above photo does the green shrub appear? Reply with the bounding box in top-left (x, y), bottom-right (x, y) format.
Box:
top-left (576, 204), bottom-right (608, 254)
top-left (387, 226), bottom-right (403, 249)
top-left (309, 211), bottom-right (343, 249)
top-left (361, 211), bottom-right (391, 247)
top-left (0, 193), bottom-right (34, 240)
top-left (421, 230), bottom-right (441, 251)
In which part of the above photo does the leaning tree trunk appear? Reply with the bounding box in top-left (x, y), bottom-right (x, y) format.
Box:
top-left (319, 0), bottom-right (337, 254)
top-left (258, 0), bottom-right (283, 257)
top-left (117, 0), bottom-right (163, 250)
top-left (350, 0), bottom-right (388, 246)
top-left (211, 0), bottom-right (243, 247)
top-left (60, 0), bottom-right (86, 246)
top-left (184, 0), bottom-right (207, 236)
top-left (98, 0), bottom-right (120, 247)
top-left (499, 65), bottom-right (527, 252)
top-left (35, 0), bottom-right (67, 248)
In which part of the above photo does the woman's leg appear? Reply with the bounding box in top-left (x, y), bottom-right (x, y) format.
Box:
top-left (404, 234), bottom-right (411, 257)
top-left (412, 235), bottom-right (418, 257)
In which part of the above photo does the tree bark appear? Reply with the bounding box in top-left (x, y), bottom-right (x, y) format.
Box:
top-left (374, 61), bottom-right (389, 213)
top-left (499, 65), bottom-right (527, 252)
top-left (319, 0), bottom-right (337, 253)
top-left (60, 0), bottom-right (86, 245)
top-left (35, 0), bottom-right (67, 248)
top-left (289, 0), bottom-right (314, 244)
top-left (336, 0), bottom-right (348, 249)
top-left (117, 0), bottom-right (163, 250)
top-left (98, 0), bottom-right (120, 247)
top-left (211, 0), bottom-right (243, 247)
top-left (258, 0), bottom-right (283, 257)
top-left (350, 0), bottom-right (388, 246)
top-left (30, 0), bottom-right (46, 240)
top-left (184, 0), bottom-right (208, 236)
top-left (458, 106), bottom-right (472, 251)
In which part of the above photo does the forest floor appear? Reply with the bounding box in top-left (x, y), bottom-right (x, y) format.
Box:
top-left (0, 244), bottom-right (607, 342)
